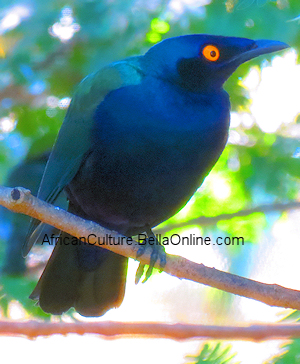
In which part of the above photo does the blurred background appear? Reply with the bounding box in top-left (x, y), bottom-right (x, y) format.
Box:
top-left (0, 0), bottom-right (300, 363)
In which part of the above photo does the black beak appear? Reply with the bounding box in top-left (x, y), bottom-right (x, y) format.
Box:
top-left (229, 39), bottom-right (289, 66)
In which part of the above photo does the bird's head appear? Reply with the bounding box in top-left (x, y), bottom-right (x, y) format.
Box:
top-left (142, 34), bottom-right (289, 92)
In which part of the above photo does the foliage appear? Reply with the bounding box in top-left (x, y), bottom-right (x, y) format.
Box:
top-left (0, 0), bottom-right (299, 362)
top-left (185, 343), bottom-right (238, 364)
top-left (270, 339), bottom-right (300, 363)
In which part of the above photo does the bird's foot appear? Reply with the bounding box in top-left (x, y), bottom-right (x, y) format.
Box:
top-left (135, 230), bottom-right (166, 284)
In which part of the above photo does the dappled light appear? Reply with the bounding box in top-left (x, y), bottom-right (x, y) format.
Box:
top-left (243, 49), bottom-right (300, 133)
top-left (0, 1), bottom-right (299, 363)
top-left (48, 6), bottom-right (80, 43)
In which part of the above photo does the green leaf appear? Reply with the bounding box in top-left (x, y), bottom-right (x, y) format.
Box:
top-left (185, 342), bottom-right (238, 364)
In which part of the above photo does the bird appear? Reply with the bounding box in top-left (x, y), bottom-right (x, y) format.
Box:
top-left (23, 34), bottom-right (288, 317)
top-left (2, 151), bottom-right (65, 275)
top-left (2, 152), bottom-right (49, 275)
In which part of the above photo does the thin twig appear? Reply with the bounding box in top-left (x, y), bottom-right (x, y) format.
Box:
top-left (1, 185), bottom-right (300, 310)
top-left (0, 321), bottom-right (300, 341)
top-left (156, 201), bottom-right (300, 233)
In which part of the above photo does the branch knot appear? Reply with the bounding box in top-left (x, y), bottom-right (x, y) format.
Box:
top-left (10, 187), bottom-right (31, 203)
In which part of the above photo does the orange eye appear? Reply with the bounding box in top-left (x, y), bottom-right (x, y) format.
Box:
top-left (202, 45), bottom-right (220, 62)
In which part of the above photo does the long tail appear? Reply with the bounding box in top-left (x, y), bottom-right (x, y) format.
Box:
top-left (30, 231), bottom-right (128, 317)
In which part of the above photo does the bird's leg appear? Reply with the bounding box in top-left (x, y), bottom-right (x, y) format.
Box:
top-left (135, 227), bottom-right (166, 283)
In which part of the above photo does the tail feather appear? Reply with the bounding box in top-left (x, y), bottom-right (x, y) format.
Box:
top-left (75, 250), bottom-right (127, 316)
top-left (31, 231), bottom-right (128, 317)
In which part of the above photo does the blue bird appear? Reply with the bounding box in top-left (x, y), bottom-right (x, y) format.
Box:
top-left (24, 34), bottom-right (288, 317)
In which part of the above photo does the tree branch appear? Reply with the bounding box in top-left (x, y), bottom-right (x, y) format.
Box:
top-left (1, 185), bottom-right (300, 310)
top-left (1, 321), bottom-right (300, 341)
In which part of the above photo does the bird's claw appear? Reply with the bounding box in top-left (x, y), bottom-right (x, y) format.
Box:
top-left (135, 263), bottom-right (145, 284)
top-left (135, 235), bottom-right (166, 284)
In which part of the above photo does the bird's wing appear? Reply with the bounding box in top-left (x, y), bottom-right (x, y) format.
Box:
top-left (23, 58), bottom-right (143, 255)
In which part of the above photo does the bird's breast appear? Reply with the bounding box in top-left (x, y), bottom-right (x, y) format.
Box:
top-left (67, 77), bottom-right (230, 235)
